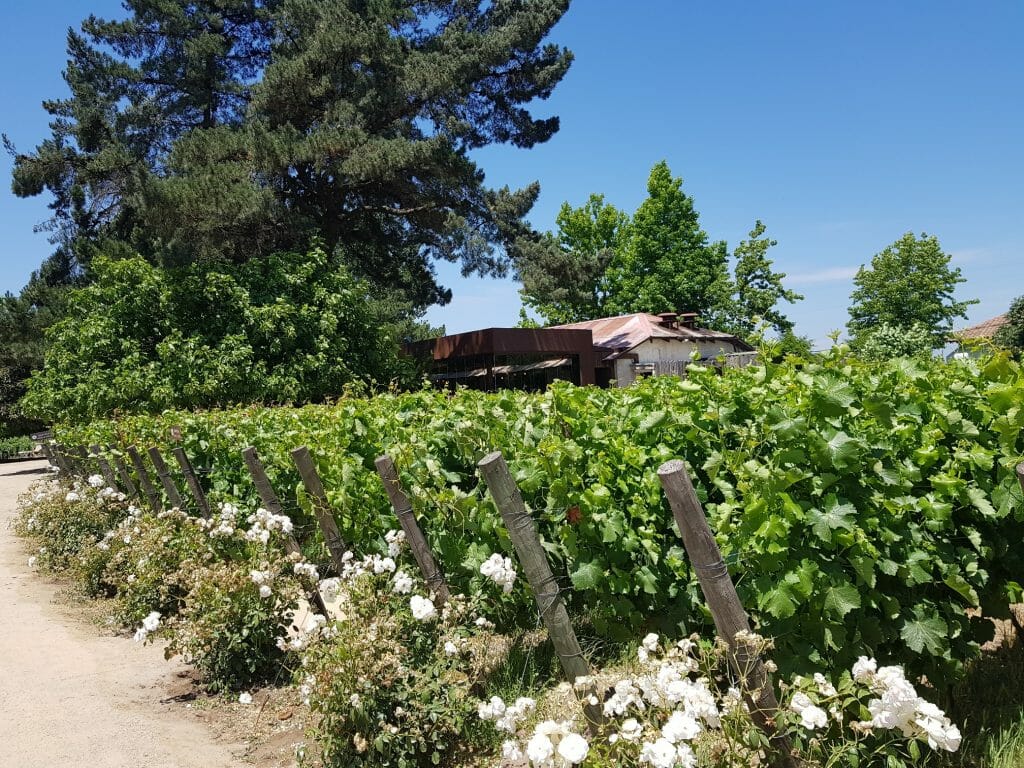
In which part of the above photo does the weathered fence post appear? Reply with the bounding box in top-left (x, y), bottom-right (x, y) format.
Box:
top-left (375, 455), bottom-right (450, 604)
top-left (52, 444), bottom-right (73, 476)
top-left (127, 446), bottom-right (161, 511)
top-left (478, 451), bottom-right (602, 725)
top-left (172, 447), bottom-right (210, 518)
top-left (39, 442), bottom-right (57, 471)
top-left (242, 446), bottom-right (330, 616)
top-left (290, 446), bottom-right (348, 576)
top-left (658, 459), bottom-right (796, 768)
top-left (109, 447), bottom-right (138, 498)
top-left (148, 446), bottom-right (184, 509)
top-left (72, 445), bottom-right (91, 477)
top-left (89, 444), bottom-right (119, 489)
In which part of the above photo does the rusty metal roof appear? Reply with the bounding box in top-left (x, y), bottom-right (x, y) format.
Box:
top-left (953, 314), bottom-right (1008, 340)
top-left (551, 313), bottom-right (753, 360)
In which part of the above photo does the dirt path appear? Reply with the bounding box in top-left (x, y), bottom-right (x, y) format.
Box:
top-left (0, 460), bottom-right (249, 768)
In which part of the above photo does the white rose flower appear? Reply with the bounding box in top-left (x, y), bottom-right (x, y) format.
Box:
top-left (661, 710), bottom-right (701, 743)
top-left (800, 704), bottom-right (828, 730)
top-left (409, 595), bottom-right (437, 621)
top-left (619, 717), bottom-right (643, 741)
top-left (392, 571), bottom-right (414, 594)
top-left (639, 737), bottom-right (677, 768)
top-left (556, 732), bottom-right (589, 764)
top-left (238, 692), bottom-right (253, 705)
top-left (525, 733), bottom-right (554, 765)
top-left (852, 656), bottom-right (878, 682)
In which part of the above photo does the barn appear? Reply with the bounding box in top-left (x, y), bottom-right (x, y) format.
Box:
top-left (412, 311), bottom-right (755, 391)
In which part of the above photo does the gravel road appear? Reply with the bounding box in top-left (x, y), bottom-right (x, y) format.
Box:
top-left (0, 459), bottom-right (247, 768)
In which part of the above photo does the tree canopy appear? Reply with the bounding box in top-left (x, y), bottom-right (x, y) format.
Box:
top-left (994, 296), bottom-right (1024, 356)
top-left (847, 233), bottom-right (976, 349)
top-left (725, 220), bottom-right (803, 338)
top-left (603, 161), bottom-right (731, 321)
top-left (9, 0), bottom-right (572, 310)
top-left (515, 162), bottom-right (802, 339)
top-left (5, 0), bottom-right (572, 425)
top-left (518, 194), bottom-right (627, 324)
top-left (21, 248), bottom-right (412, 424)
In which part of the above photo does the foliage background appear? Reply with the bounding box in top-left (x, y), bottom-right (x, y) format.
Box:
top-left (62, 351), bottom-right (1024, 684)
top-left (22, 247), bottom-right (418, 423)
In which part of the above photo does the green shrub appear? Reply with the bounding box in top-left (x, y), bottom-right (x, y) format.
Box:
top-left (104, 507), bottom-right (211, 624)
top-left (166, 550), bottom-right (303, 692)
top-left (21, 247), bottom-right (415, 423)
top-left (16, 481), bottom-right (131, 574)
top-left (301, 569), bottom-right (525, 768)
top-left (0, 435), bottom-right (33, 457)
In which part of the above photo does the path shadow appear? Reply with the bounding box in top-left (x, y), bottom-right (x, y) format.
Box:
top-left (1, 466), bottom-right (50, 478)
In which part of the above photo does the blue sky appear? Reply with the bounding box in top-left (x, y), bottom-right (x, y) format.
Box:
top-left (2, 1), bottom-right (1022, 346)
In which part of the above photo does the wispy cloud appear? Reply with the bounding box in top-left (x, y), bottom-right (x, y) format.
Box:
top-left (950, 248), bottom-right (989, 264)
top-left (787, 266), bottom-right (859, 284)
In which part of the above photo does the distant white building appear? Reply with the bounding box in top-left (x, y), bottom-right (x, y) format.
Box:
top-left (553, 312), bottom-right (755, 387)
top-left (948, 314), bottom-right (1008, 360)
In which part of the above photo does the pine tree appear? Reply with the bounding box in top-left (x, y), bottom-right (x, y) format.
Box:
top-left (8, 1), bottom-right (275, 272)
top-left (157, 0), bottom-right (573, 308)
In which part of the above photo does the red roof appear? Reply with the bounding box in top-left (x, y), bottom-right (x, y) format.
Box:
top-left (551, 313), bottom-right (752, 360)
top-left (954, 314), bottom-right (1007, 340)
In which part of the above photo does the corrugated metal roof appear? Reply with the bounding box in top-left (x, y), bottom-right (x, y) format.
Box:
top-left (551, 313), bottom-right (752, 360)
top-left (953, 314), bottom-right (1008, 340)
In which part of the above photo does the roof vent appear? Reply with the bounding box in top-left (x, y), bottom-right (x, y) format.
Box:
top-left (679, 312), bottom-right (698, 329)
top-left (657, 312), bottom-right (678, 328)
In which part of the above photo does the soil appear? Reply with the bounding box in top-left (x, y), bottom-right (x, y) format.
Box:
top-left (0, 460), bottom-right (309, 768)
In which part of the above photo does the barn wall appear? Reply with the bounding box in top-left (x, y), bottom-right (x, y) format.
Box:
top-left (632, 338), bottom-right (741, 363)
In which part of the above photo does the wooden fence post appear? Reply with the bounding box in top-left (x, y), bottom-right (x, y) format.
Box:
top-left (58, 444), bottom-right (77, 476)
top-left (42, 443), bottom-right (65, 475)
top-left (375, 455), bottom-right (450, 604)
top-left (290, 446), bottom-right (348, 576)
top-left (172, 447), bottom-right (211, 518)
top-left (52, 444), bottom-right (73, 476)
top-left (89, 444), bottom-right (119, 489)
top-left (109, 447), bottom-right (138, 498)
top-left (148, 446), bottom-right (184, 509)
top-left (39, 443), bottom-right (57, 471)
top-left (72, 445), bottom-right (91, 477)
top-left (242, 446), bottom-right (330, 616)
top-left (127, 446), bottom-right (161, 511)
top-left (658, 459), bottom-right (796, 768)
top-left (478, 451), bottom-right (602, 725)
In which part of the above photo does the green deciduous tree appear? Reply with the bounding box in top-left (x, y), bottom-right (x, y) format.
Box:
top-left (516, 165), bottom-right (803, 336)
top-left (855, 322), bottom-right (935, 362)
top-left (847, 233), bottom-right (977, 349)
top-left (724, 220), bottom-right (803, 338)
top-left (604, 162), bottom-right (731, 320)
top-left (994, 296), bottom-right (1024, 355)
top-left (517, 194), bottom-right (628, 324)
top-left (21, 247), bottom-right (411, 423)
